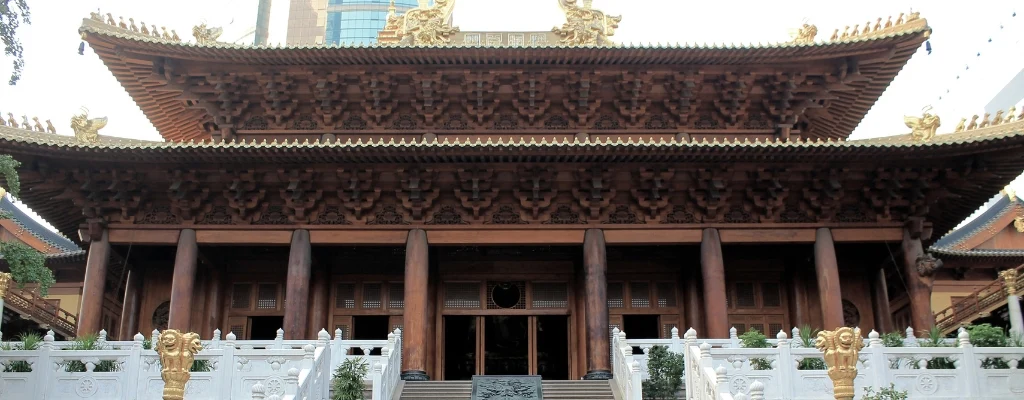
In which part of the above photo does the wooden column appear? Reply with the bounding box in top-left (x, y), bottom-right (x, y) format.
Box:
top-left (307, 264), bottom-right (330, 337)
top-left (117, 264), bottom-right (143, 339)
top-left (871, 267), bottom-right (894, 333)
top-left (901, 228), bottom-right (936, 334)
top-left (402, 229), bottom-right (430, 381)
top-left (284, 229), bottom-right (312, 340)
top-left (788, 269), bottom-right (810, 328)
top-left (78, 230), bottom-right (110, 337)
top-left (700, 228), bottom-right (729, 338)
top-left (168, 229), bottom-right (198, 331)
top-left (582, 229), bottom-right (612, 380)
top-left (814, 228), bottom-right (844, 329)
top-left (685, 268), bottom-right (704, 335)
top-left (202, 265), bottom-right (224, 337)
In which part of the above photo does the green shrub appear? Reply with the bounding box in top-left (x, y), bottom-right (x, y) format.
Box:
top-left (967, 324), bottom-right (1009, 369)
top-left (861, 383), bottom-right (908, 400)
top-left (738, 328), bottom-right (772, 370)
top-left (881, 332), bottom-right (907, 368)
top-left (914, 326), bottom-right (954, 369)
top-left (0, 333), bottom-right (42, 372)
top-left (191, 359), bottom-right (212, 372)
top-left (331, 357), bottom-right (368, 400)
top-left (796, 325), bottom-right (826, 370)
top-left (641, 345), bottom-right (685, 400)
top-left (60, 334), bottom-right (121, 373)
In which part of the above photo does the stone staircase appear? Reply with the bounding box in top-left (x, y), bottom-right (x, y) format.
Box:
top-left (399, 380), bottom-right (616, 400)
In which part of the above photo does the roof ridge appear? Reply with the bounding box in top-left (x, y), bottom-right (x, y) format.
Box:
top-left (0, 197), bottom-right (81, 254)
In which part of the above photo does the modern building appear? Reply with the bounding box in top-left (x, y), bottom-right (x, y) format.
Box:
top-left (3, 4), bottom-right (1020, 395)
top-left (286, 0), bottom-right (420, 46)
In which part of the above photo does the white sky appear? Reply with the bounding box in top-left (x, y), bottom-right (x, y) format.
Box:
top-left (0, 0), bottom-right (1022, 237)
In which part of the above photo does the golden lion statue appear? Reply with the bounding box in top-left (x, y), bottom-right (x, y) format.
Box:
top-left (156, 330), bottom-right (204, 400)
top-left (815, 327), bottom-right (864, 400)
top-left (70, 108), bottom-right (107, 144)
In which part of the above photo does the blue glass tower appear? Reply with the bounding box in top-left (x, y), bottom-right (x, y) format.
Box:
top-left (324, 0), bottom-right (420, 45)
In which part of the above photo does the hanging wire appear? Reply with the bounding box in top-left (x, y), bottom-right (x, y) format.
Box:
top-left (932, 9), bottom-right (1020, 105)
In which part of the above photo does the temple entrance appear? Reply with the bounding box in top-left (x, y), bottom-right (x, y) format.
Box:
top-left (442, 315), bottom-right (569, 380)
top-left (249, 316), bottom-right (284, 340)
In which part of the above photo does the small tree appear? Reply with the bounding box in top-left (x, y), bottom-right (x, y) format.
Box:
top-left (915, 326), bottom-right (955, 369)
top-left (0, 154), bottom-right (54, 295)
top-left (861, 383), bottom-right (909, 400)
top-left (796, 325), bottom-right (826, 370)
top-left (967, 323), bottom-right (1009, 369)
top-left (331, 357), bottom-right (368, 400)
top-left (641, 345), bottom-right (684, 400)
top-left (738, 328), bottom-right (772, 370)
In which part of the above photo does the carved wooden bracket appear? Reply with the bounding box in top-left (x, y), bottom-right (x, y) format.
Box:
top-left (512, 72), bottom-right (551, 126)
top-left (573, 166), bottom-right (616, 220)
top-left (223, 170), bottom-right (265, 223)
top-left (455, 168), bottom-right (499, 221)
top-left (168, 170), bottom-right (209, 223)
top-left (688, 168), bottom-right (732, 222)
top-left (631, 167), bottom-right (674, 222)
top-left (514, 166), bottom-right (557, 222)
top-left (337, 168), bottom-right (381, 222)
top-left (396, 167), bottom-right (440, 221)
top-left (278, 169), bottom-right (323, 222)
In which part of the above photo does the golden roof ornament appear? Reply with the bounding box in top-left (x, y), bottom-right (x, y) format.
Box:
top-left (70, 107), bottom-right (107, 144)
top-left (826, 11), bottom-right (927, 42)
top-left (1000, 268), bottom-right (1019, 296)
top-left (0, 272), bottom-right (11, 299)
top-left (1003, 184), bottom-right (1017, 201)
top-left (553, 0), bottom-right (622, 46)
top-left (155, 330), bottom-right (203, 400)
top-left (904, 106), bottom-right (940, 141)
top-left (815, 327), bottom-right (864, 400)
top-left (378, 0), bottom-right (459, 46)
top-left (1015, 216), bottom-right (1024, 234)
top-left (192, 22), bottom-right (223, 45)
top-left (790, 23), bottom-right (818, 44)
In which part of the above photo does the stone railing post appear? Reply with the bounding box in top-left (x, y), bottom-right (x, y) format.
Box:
top-left (957, 329), bottom-right (979, 398)
top-left (748, 381), bottom-right (766, 400)
top-left (32, 331), bottom-right (55, 398)
top-left (903, 327), bottom-right (918, 346)
top-left (333, 328), bottom-right (348, 371)
top-left (683, 328), bottom-right (697, 393)
top-left (97, 329), bottom-right (108, 349)
top-left (219, 331), bottom-right (237, 398)
top-left (791, 327), bottom-right (803, 348)
top-left (866, 331), bottom-right (887, 391)
top-left (729, 327), bottom-right (739, 348)
top-left (714, 365), bottom-right (730, 397)
top-left (274, 328), bottom-right (285, 349)
top-left (124, 332), bottom-right (145, 399)
top-left (669, 326), bottom-right (682, 353)
top-left (776, 331), bottom-right (795, 399)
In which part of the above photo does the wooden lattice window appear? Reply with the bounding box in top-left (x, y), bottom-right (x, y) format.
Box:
top-left (656, 282), bottom-right (676, 308)
top-left (761, 283), bottom-right (781, 308)
top-left (630, 282), bottom-right (651, 308)
top-left (256, 284), bottom-right (278, 309)
top-left (728, 314), bottom-right (785, 335)
top-left (532, 282), bottom-right (568, 308)
top-left (607, 282), bottom-right (624, 308)
top-left (388, 283), bottom-right (405, 309)
top-left (231, 283), bottom-right (252, 309)
top-left (362, 283), bottom-right (383, 309)
top-left (734, 282), bottom-right (756, 308)
top-left (445, 282), bottom-right (481, 308)
top-left (487, 281), bottom-right (526, 310)
top-left (336, 283), bottom-right (356, 309)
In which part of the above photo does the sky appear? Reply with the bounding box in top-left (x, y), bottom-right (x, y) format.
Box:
top-left (0, 0), bottom-right (1022, 237)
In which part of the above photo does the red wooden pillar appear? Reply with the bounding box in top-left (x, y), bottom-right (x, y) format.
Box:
top-left (901, 228), bottom-right (936, 334)
top-left (284, 229), bottom-right (312, 340)
top-left (168, 229), bottom-right (198, 331)
top-left (789, 268), bottom-right (810, 328)
top-left (872, 267), bottom-right (894, 333)
top-left (402, 229), bottom-right (430, 381)
top-left (78, 230), bottom-right (110, 337)
top-left (814, 228), bottom-right (844, 329)
top-left (701, 228), bottom-right (729, 338)
top-left (118, 264), bottom-right (143, 339)
top-left (685, 267), bottom-right (704, 335)
top-left (307, 264), bottom-right (330, 337)
top-left (202, 265), bottom-right (224, 337)
top-left (583, 229), bottom-right (611, 379)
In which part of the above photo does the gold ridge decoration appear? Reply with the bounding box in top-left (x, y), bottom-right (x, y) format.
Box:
top-left (553, 0), bottom-right (621, 46)
top-left (0, 272), bottom-right (11, 299)
top-left (904, 106), bottom-right (940, 142)
top-left (192, 22), bottom-right (224, 45)
top-left (790, 23), bottom-right (818, 44)
top-left (156, 330), bottom-right (203, 400)
top-left (70, 107), bottom-right (108, 144)
top-left (815, 327), bottom-right (864, 400)
top-left (0, 111), bottom-right (56, 133)
top-left (87, 9), bottom-right (181, 42)
top-left (377, 0), bottom-right (459, 46)
top-left (827, 11), bottom-right (927, 42)
top-left (1001, 268), bottom-right (1019, 296)
top-left (1015, 216), bottom-right (1024, 234)
top-left (955, 106), bottom-right (1021, 133)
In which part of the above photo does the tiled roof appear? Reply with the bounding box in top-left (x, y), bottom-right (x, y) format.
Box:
top-left (0, 196), bottom-right (81, 254)
top-left (929, 187), bottom-right (1024, 258)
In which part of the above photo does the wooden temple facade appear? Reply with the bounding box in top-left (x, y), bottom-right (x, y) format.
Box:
top-left (3, 3), bottom-right (1024, 381)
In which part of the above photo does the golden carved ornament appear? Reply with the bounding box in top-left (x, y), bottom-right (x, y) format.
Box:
top-left (156, 330), bottom-right (204, 400)
top-left (790, 23), bottom-right (818, 44)
top-left (1001, 268), bottom-right (1019, 296)
top-left (829, 11), bottom-right (926, 42)
top-left (957, 107), bottom-right (1020, 132)
top-left (904, 106), bottom-right (940, 141)
top-left (86, 10), bottom-right (181, 42)
top-left (815, 327), bottom-right (864, 400)
top-left (379, 0), bottom-right (459, 46)
top-left (553, 0), bottom-right (622, 46)
top-left (192, 23), bottom-right (223, 45)
top-left (1014, 216), bottom-right (1024, 234)
top-left (70, 107), bottom-right (107, 144)
top-left (0, 272), bottom-right (11, 299)
top-left (1003, 185), bottom-right (1017, 201)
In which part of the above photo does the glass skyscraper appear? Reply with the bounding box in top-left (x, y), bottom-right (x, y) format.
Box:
top-left (324, 0), bottom-right (420, 45)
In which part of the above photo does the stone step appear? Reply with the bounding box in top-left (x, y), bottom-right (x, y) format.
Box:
top-left (399, 380), bottom-right (616, 400)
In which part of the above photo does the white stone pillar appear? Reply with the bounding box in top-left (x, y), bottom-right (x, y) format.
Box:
top-left (1008, 295), bottom-right (1024, 336)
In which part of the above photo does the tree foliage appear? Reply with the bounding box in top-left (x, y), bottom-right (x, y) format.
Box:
top-left (0, 0), bottom-right (31, 85)
top-left (331, 357), bottom-right (368, 400)
top-left (0, 153), bottom-right (54, 295)
top-left (641, 345), bottom-right (684, 400)
top-left (861, 383), bottom-right (909, 400)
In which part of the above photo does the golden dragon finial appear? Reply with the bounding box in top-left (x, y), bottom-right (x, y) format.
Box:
top-left (904, 105), bottom-right (940, 141)
top-left (70, 107), bottom-right (108, 144)
top-left (553, 0), bottom-right (621, 46)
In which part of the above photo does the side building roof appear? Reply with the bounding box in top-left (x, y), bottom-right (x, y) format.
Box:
top-left (0, 196), bottom-right (81, 255)
top-left (930, 188), bottom-right (1024, 258)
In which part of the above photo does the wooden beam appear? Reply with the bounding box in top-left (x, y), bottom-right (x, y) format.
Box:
top-left (604, 229), bottom-right (701, 244)
top-left (309, 230), bottom-right (409, 245)
top-left (427, 230), bottom-right (585, 245)
top-left (108, 229), bottom-right (180, 245)
top-left (195, 230), bottom-right (292, 244)
top-left (719, 229), bottom-right (815, 243)
top-left (831, 228), bottom-right (903, 242)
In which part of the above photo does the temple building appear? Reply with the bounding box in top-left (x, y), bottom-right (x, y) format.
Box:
top-left (3, 1), bottom-right (1024, 383)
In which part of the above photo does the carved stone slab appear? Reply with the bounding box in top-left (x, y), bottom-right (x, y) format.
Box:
top-left (471, 375), bottom-right (543, 400)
